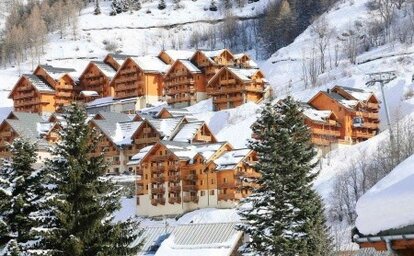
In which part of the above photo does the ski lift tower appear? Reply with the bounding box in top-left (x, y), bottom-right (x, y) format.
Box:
top-left (365, 71), bottom-right (397, 143)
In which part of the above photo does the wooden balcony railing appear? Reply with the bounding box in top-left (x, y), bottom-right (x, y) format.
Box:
top-left (236, 171), bottom-right (260, 179)
top-left (183, 196), bottom-right (198, 203)
top-left (150, 167), bottom-right (165, 174)
top-left (169, 185), bottom-right (181, 193)
top-left (218, 182), bottom-right (237, 189)
top-left (136, 186), bottom-right (144, 195)
top-left (184, 174), bottom-right (197, 181)
top-left (151, 198), bottom-right (166, 206)
top-left (168, 197), bottom-right (181, 204)
top-left (134, 137), bottom-right (159, 144)
top-left (310, 128), bottom-right (340, 137)
top-left (182, 184), bottom-right (198, 191)
top-left (168, 174), bottom-right (181, 183)
top-left (151, 176), bottom-right (165, 184)
top-left (367, 102), bottom-right (379, 110)
top-left (352, 131), bottom-right (375, 139)
top-left (151, 187), bottom-right (165, 194)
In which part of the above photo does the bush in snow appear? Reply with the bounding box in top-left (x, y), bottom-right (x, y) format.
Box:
top-left (209, 0), bottom-right (218, 11)
top-left (158, 0), bottom-right (166, 10)
top-left (237, 98), bottom-right (332, 255)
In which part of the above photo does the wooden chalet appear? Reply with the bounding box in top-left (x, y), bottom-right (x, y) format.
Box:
top-left (78, 61), bottom-right (117, 99)
top-left (164, 59), bottom-right (206, 107)
top-left (0, 112), bottom-right (53, 161)
top-left (158, 50), bottom-right (194, 65)
top-left (191, 49), bottom-right (235, 80)
top-left (33, 65), bottom-right (78, 110)
top-left (89, 112), bottom-right (161, 174)
top-left (213, 149), bottom-right (259, 206)
top-left (109, 56), bottom-right (169, 108)
top-left (301, 103), bottom-right (341, 152)
top-left (308, 86), bottom-right (380, 144)
top-left (128, 141), bottom-right (236, 217)
top-left (9, 74), bottom-right (56, 113)
top-left (233, 53), bottom-right (258, 68)
top-left (207, 67), bottom-right (267, 110)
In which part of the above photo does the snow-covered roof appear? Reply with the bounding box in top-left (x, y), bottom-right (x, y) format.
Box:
top-left (39, 64), bottom-right (77, 80)
top-left (135, 226), bottom-right (175, 256)
top-left (112, 121), bottom-right (143, 146)
top-left (172, 122), bottom-right (204, 142)
top-left (301, 103), bottom-right (333, 123)
top-left (202, 49), bottom-right (227, 58)
top-left (214, 148), bottom-right (251, 170)
top-left (148, 117), bottom-right (184, 139)
top-left (191, 142), bottom-right (228, 161)
top-left (131, 56), bottom-right (170, 73)
top-left (155, 222), bottom-right (242, 256)
top-left (227, 67), bottom-right (260, 82)
top-left (128, 144), bottom-right (154, 165)
top-left (180, 60), bottom-right (201, 73)
top-left (86, 96), bottom-right (114, 107)
top-left (336, 86), bottom-right (373, 102)
top-left (162, 50), bottom-right (195, 61)
top-left (325, 91), bottom-right (359, 110)
top-left (356, 154), bottom-right (414, 236)
top-left (2, 112), bottom-right (51, 144)
top-left (93, 61), bottom-right (117, 78)
top-left (109, 53), bottom-right (137, 66)
top-left (80, 90), bottom-right (99, 97)
top-left (24, 74), bottom-right (55, 93)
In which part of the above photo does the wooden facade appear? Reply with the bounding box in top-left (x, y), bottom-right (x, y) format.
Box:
top-left (191, 49), bottom-right (235, 81)
top-left (158, 50), bottom-right (194, 65)
top-left (109, 57), bottom-right (164, 103)
top-left (207, 67), bottom-right (266, 110)
top-left (308, 87), bottom-right (380, 143)
top-left (78, 61), bottom-right (116, 99)
top-left (164, 59), bottom-right (206, 107)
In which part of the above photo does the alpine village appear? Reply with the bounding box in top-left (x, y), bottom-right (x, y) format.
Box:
top-left (0, 0), bottom-right (414, 255)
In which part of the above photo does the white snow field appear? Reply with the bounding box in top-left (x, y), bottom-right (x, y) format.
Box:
top-left (355, 154), bottom-right (414, 235)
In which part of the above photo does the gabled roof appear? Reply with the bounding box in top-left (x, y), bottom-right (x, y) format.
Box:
top-left (332, 85), bottom-right (376, 102)
top-left (191, 49), bottom-right (234, 66)
top-left (104, 53), bottom-right (137, 67)
top-left (208, 67), bottom-right (264, 86)
top-left (147, 117), bottom-right (185, 140)
top-left (0, 112), bottom-right (49, 143)
top-left (165, 59), bottom-right (201, 77)
top-left (301, 103), bottom-right (337, 124)
top-left (159, 50), bottom-right (195, 62)
top-left (155, 222), bottom-right (242, 256)
top-left (130, 56), bottom-right (170, 74)
top-left (214, 148), bottom-right (252, 171)
top-left (8, 74), bottom-right (56, 99)
top-left (93, 61), bottom-right (117, 78)
top-left (172, 121), bottom-right (216, 143)
top-left (308, 91), bottom-right (362, 111)
top-left (37, 64), bottom-right (77, 80)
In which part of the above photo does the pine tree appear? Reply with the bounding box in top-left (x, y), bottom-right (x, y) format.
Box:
top-left (40, 103), bottom-right (142, 255)
top-left (130, 0), bottom-right (141, 11)
top-left (158, 0), bottom-right (166, 10)
top-left (0, 139), bottom-right (46, 254)
top-left (237, 98), bottom-right (332, 255)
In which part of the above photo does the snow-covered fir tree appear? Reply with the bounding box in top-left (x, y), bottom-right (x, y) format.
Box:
top-left (39, 103), bottom-right (142, 255)
top-left (209, 0), bottom-right (217, 11)
top-left (0, 139), bottom-right (46, 254)
top-left (94, 0), bottom-right (101, 15)
top-left (237, 98), bottom-right (332, 255)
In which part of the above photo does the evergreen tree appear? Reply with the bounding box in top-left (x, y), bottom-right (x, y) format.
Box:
top-left (0, 139), bottom-right (45, 254)
top-left (40, 104), bottom-right (142, 255)
top-left (158, 0), bottom-right (166, 10)
top-left (237, 98), bottom-right (332, 255)
top-left (209, 0), bottom-right (217, 11)
top-left (130, 0), bottom-right (141, 11)
top-left (94, 0), bottom-right (101, 15)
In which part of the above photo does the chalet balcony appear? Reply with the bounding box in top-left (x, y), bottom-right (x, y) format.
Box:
top-left (151, 198), bottom-right (166, 206)
top-left (310, 128), bottom-right (340, 137)
top-left (168, 174), bottom-right (181, 183)
top-left (15, 98), bottom-right (49, 107)
top-left (352, 130), bottom-right (375, 139)
top-left (151, 187), bottom-right (165, 194)
top-left (136, 169), bottom-right (143, 175)
top-left (136, 186), bottom-right (144, 195)
top-left (183, 196), bottom-right (199, 203)
top-left (166, 86), bottom-right (196, 96)
top-left (151, 155), bottom-right (171, 162)
top-left (168, 196), bottom-right (181, 204)
top-left (14, 91), bottom-right (35, 99)
top-left (58, 84), bottom-right (73, 90)
top-left (195, 135), bottom-right (212, 142)
top-left (184, 174), bottom-right (198, 181)
top-left (151, 175), bottom-right (165, 184)
top-left (207, 86), bottom-right (243, 95)
top-left (367, 102), bottom-right (379, 110)
top-left (150, 167), bottom-right (165, 174)
top-left (134, 137), bottom-right (159, 144)
top-left (213, 96), bottom-right (243, 104)
top-left (355, 111), bottom-right (379, 120)
top-left (220, 79), bottom-right (236, 85)
top-left (169, 185), bottom-right (181, 193)
top-left (167, 96), bottom-right (192, 104)
top-left (236, 180), bottom-right (259, 189)
top-left (17, 85), bottom-right (33, 92)
top-left (115, 92), bottom-right (137, 99)
top-left (1, 131), bottom-right (12, 137)
top-left (218, 182), bottom-right (237, 189)
top-left (57, 91), bottom-right (72, 97)
top-left (236, 171), bottom-right (260, 179)
top-left (311, 137), bottom-right (335, 146)
top-left (362, 122), bottom-right (379, 129)
top-left (55, 99), bottom-right (70, 105)
top-left (182, 184), bottom-right (198, 192)
top-left (112, 160), bottom-right (121, 165)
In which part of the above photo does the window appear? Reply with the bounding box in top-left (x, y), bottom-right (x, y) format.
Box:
top-left (210, 190), bottom-right (215, 196)
top-left (199, 170), bottom-right (203, 175)
top-left (146, 185), bottom-right (148, 190)
top-left (145, 174), bottom-right (148, 180)
top-left (200, 191), bottom-right (206, 196)
top-left (136, 197), bottom-right (140, 205)
top-left (224, 178), bottom-right (227, 183)
top-left (200, 180), bottom-right (204, 186)
top-left (211, 179), bottom-right (214, 184)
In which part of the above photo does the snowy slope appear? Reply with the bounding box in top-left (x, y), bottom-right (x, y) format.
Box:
top-left (355, 154), bottom-right (414, 235)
